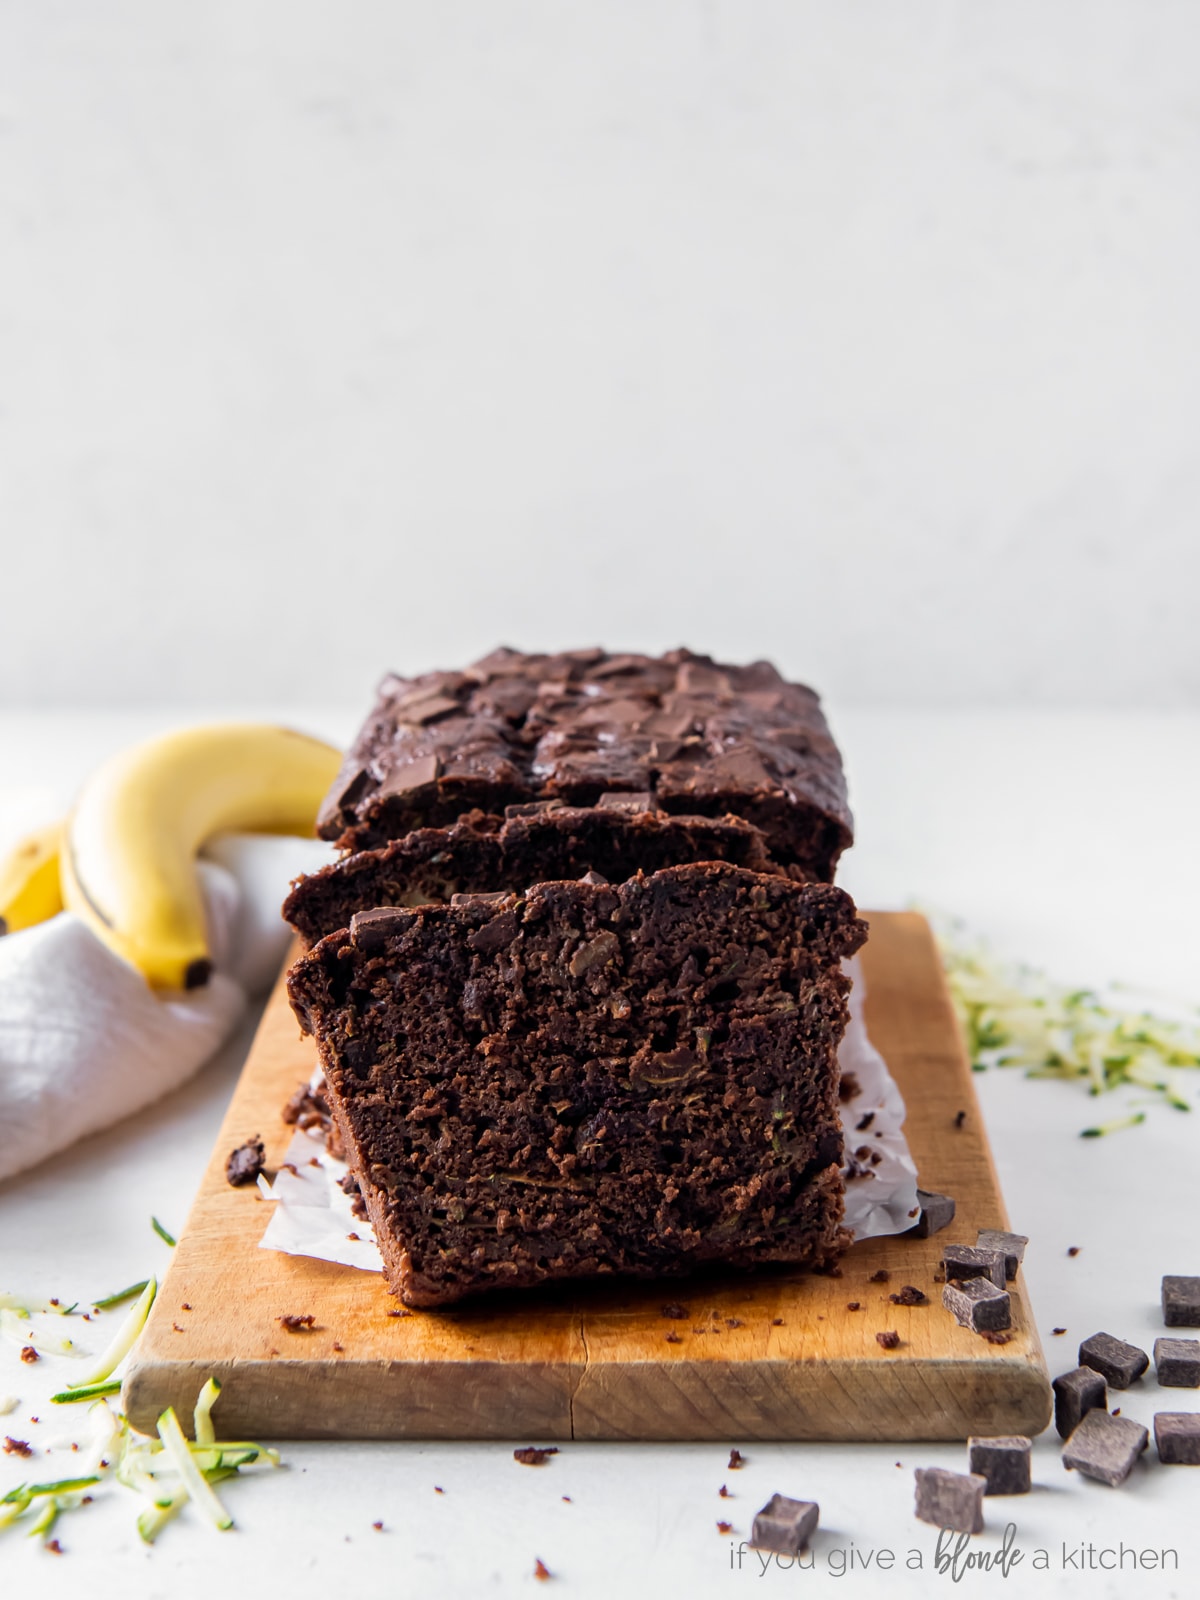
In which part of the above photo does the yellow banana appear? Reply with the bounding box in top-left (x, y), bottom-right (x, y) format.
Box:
top-left (60, 724), bottom-right (343, 990)
top-left (0, 820), bottom-right (65, 934)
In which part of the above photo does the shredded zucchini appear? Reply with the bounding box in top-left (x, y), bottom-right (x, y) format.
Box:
top-left (2, 1381), bottom-right (280, 1545)
top-left (92, 1281), bottom-right (149, 1311)
top-left (0, 1293), bottom-right (73, 1316)
top-left (156, 1407), bottom-right (233, 1531)
top-left (0, 1269), bottom-right (281, 1550)
top-left (67, 1277), bottom-right (156, 1389)
top-left (137, 1485), bottom-right (188, 1544)
top-left (51, 1379), bottom-right (122, 1405)
top-left (0, 1306), bottom-right (82, 1357)
top-left (936, 919), bottom-right (1199, 1133)
top-left (193, 1376), bottom-right (221, 1446)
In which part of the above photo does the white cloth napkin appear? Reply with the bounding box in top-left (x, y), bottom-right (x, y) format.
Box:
top-left (0, 834), bottom-right (333, 1184)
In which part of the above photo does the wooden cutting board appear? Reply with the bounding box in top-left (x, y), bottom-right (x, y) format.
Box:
top-left (123, 912), bottom-right (1051, 1441)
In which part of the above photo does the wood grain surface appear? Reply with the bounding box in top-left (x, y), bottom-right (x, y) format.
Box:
top-left (123, 912), bottom-right (1052, 1441)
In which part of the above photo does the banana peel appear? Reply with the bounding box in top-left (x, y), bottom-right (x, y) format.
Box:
top-left (0, 820), bottom-right (65, 934)
top-left (54, 723), bottom-right (342, 990)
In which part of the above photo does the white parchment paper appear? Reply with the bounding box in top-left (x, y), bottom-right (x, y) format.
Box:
top-left (259, 955), bottom-right (920, 1271)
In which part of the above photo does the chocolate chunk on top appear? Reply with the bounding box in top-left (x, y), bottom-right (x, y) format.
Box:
top-left (1078, 1332), bottom-right (1149, 1390)
top-left (942, 1278), bottom-right (1011, 1333)
top-left (967, 1436), bottom-right (1032, 1496)
top-left (1052, 1366), bottom-right (1107, 1439)
top-left (909, 1189), bottom-right (956, 1239)
top-left (1153, 1337), bottom-right (1200, 1388)
top-left (349, 906), bottom-right (414, 951)
top-left (315, 647), bottom-right (853, 878)
top-left (975, 1229), bottom-right (1027, 1281)
top-left (225, 1136), bottom-right (266, 1187)
top-left (750, 1494), bottom-right (819, 1556)
top-left (1162, 1275), bottom-right (1200, 1328)
top-left (914, 1468), bottom-right (986, 1534)
top-left (1154, 1413), bottom-right (1200, 1464)
top-left (943, 1243), bottom-right (1007, 1290)
top-left (1062, 1409), bottom-right (1149, 1487)
top-left (513, 1446), bottom-right (559, 1466)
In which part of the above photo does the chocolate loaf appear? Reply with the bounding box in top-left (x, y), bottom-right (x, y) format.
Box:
top-left (287, 862), bottom-right (865, 1308)
top-left (317, 648), bottom-right (852, 879)
top-left (284, 800), bottom-right (777, 947)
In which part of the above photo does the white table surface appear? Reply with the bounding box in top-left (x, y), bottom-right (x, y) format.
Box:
top-left (2, 707), bottom-right (1198, 1600)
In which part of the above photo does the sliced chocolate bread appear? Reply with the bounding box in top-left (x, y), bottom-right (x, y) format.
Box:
top-left (316, 647), bottom-right (853, 879)
top-left (284, 799), bottom-right (779, 946)
top-left (287, 862), bottom-right (866, 1308)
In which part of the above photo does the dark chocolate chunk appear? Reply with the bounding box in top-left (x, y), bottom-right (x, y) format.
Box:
top-left (876, 1330), bottom-right (901, 1349)
top-left (1154, 1412), bottom-right (1200, 1464)
top-left (1162, 1275), bottom-right (1200, 1328)
top-left (975, 1229), bottom-right (1027, 1281)
top-left (750, 1494), bottom-right (819, 1556)
top-left (278, 1313), bottom-right (316, 1332)
top-left (942, 1278), bottom-right (1011, 1333)
top-left (467, 908), bottom-right (520, 953)
top-left (225, 1136), bottom-right (265, 1187)
top-left (1052, 1366), bottom-right (1107, 1439)
top-left (1062, 1409), bottom-right (1148, 1487)
top-left (504, 800), bottom-right (564, 818)
top-left (377, 753), bottom-right (441, 798)
top-left (350, 907), bottom-right (413, 951)
top-left (660, 1304), bottom-right (689, 1320)
top-left (943, 1243), bottom-right (1007, 1290)
top-left (315, 765), bottom-right (373, 833)
top-left (596, 791), bottom-right (655, 812)
top-left (909, 1190), bottom-right (956, 1238)
top-left (1153, 1337), bottom-right (1200, 1388)
top-left (513, 1446), bottom-right (559, 1466)
top-left (966, 1436), bottom-right (1032, 1496)
top-left (400, 693), bottom-right (460, 726)
top-left (914, 1468), bottom-right (986, 1533)
top-left (1078, 1332), bottom-right (1149, 1390)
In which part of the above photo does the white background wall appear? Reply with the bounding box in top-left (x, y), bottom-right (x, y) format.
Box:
top-left (1, 1), bottom-right (1198, 709)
